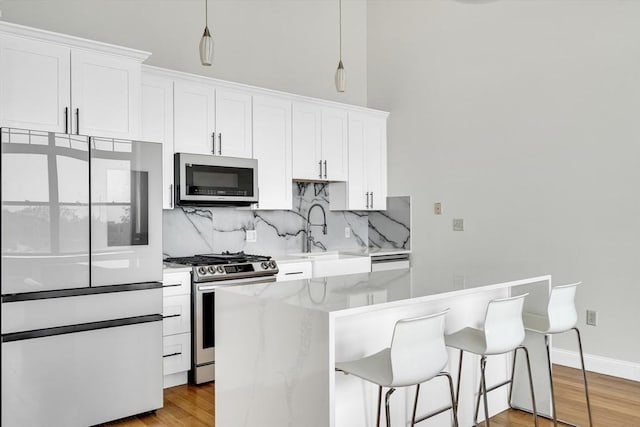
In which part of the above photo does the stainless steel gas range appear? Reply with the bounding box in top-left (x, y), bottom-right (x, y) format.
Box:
top-left (164, 252), bottom-right (278, 384)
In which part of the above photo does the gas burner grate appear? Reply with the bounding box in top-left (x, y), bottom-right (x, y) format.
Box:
top-left (164, 251), bottom-right (271, 266)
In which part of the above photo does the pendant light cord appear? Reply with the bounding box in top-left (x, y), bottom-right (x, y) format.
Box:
top-left (205, 0), bottom-right (209, 28)
top-left (339, 0), bottom-right (342, 60)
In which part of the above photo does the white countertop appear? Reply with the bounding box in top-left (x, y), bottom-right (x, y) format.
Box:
top-left (217, 268), bottom-right (550, 317)
top-left (162, 263), bottom-right (192, 273)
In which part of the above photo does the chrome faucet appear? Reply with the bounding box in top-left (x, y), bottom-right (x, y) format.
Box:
top-left (304, 203), bottom-right (327, 253)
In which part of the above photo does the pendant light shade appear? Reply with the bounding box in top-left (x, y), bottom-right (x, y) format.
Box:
top-left (335, 0), bottom-right (345, 92)
top-left (199, 0), bottom-right (213, 66)
top-left (335, 60), bottom-right (345, 93)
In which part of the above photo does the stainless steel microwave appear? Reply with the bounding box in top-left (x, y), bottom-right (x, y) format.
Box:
top-left (174, 153), bottom-right (258, 206)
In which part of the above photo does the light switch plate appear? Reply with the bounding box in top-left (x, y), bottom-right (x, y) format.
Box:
top-left (246, 230), bottom-right (257, 242)
top-left (344, 227), bottom-right (351, 238)
top-left (434, 202), bottom-right (442, 215)
top-left (453, 218), bottom-right (464, 231)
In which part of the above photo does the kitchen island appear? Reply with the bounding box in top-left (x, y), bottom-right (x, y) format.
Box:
top-left (215, 269), bottom-right (552, 427)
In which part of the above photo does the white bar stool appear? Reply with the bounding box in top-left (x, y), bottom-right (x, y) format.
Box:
top-left (518, 282), bottom-right (593, 427)
top-left (335, 309), bottom-right (459, 427)
top-left (445, 294), bottom-right (538, 427)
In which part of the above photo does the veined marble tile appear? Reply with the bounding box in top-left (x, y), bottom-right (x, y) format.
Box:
top-left (163, 185), bottom-right (410, 258)
top-left (368, 196), bottom-right (411, 250)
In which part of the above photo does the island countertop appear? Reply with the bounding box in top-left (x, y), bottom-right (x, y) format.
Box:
top-left (217, 268), bottom-right (551, 317)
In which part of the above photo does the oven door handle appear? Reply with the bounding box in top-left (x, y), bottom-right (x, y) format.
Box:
top-left (197, 276), bottom-right (276, 291)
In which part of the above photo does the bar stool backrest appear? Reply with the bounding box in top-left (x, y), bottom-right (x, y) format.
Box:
top-left (483, 294), bottom-right (528, 355)
top-left (389, 309), bottom-right (449, 387)
top-left (547, 282), bottom-right (579, 333)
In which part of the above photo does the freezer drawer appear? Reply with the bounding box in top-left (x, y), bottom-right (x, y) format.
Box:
top-left (1, 318), bottom-right (163, 427)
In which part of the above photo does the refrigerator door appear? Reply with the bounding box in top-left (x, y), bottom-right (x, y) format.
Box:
top-left (1, 128), bottom-right (90, 294)
top-left (90, 137), bottom-right (162, 286)
top-left (1, 317), bottom-right (163, 427)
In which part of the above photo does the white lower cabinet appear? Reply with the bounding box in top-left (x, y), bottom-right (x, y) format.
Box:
top-left (162, 271), bottom-right (192, 388)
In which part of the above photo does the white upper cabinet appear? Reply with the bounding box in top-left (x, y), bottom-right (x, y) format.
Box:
top-left (292, 102), bottom-right (347, 181)
top-left (0, 23), bottom-right (147, 138)
top-left (173, 80), bottom-right (216, 155)
top-left (215, 88), bottom-right (252, 158)
top-left (0, 35), bottom-right (70, 132)
top-left (173, 80), bottom-right (252, 159)
top-left (292, 102), bottom-right (323, 180)
top-left (71, 50), bottom-right (141, 139)
top-left (330, 112), bottom-right (388, 211)
top-left (252, 95), bottom-right (292, 210)
top-left (320, 107), bottom-right (348, 181)
top-left (141, 69), bottom-right (175, 209)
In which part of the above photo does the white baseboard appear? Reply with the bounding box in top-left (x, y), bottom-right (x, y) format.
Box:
top-left (552, 348), bottom-right (640, 382)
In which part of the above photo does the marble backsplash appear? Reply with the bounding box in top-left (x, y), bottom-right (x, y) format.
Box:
top-left (162, 184), bottom-right (410, 257)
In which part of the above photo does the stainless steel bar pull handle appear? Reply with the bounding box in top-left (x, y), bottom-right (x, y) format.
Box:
top-left (211, 132), bottom-right (216, 154)
top-left (64, 107), bottom-right (69, 134)
top-left (370, 192), bottom-right (374, 209)
top-left (218, 133), bottom-right (222, 155)
top-left (75, 108), bottom-right (80, 135)
top-left (365, 192), bottom-right (370, 209)
top-left (323, 160), bottom-right (327, 179)
top-left (318, 160), bottom-right (323, 178)
top-left (169, 184), bottom-right (173, 208)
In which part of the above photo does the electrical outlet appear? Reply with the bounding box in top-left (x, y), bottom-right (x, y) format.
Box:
top-left (586, 310), bottom-right (598, 326)
top-left (344, 227), bottom-right (351, 238)
top-left (246, 229), bottom-right (257, 243)
top-left (434, 202), bottom-right (442, 215)
top-left (453, 218), bottom-right (464, 231)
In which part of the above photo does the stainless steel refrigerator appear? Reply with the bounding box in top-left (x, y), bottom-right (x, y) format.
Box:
top-left (1, 128), bottom-right (163, 426)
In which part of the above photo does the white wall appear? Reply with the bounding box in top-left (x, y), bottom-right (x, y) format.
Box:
top-left (368, 0), bottom-right (640, 363)
top-left (0, 0), bottom-right (367, 106)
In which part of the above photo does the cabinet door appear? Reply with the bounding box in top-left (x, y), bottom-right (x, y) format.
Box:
top-left (174, 80), bottom-right (215, 155)
top-left (365, 117), bottom-right (387, 210)
top-left (0, 35), bottom-right (71, 132)
top-left (252, 95), bottom-right (292, 210)
top-left (321, 107), bottom-right (348, 181)
top-left (71, 50), bottom-right (140, 139)
top-left (141, 73), bottom-right (174, 209)
top-left (346, 113), bottom-right (368, 210)
top-left (292, 102), bottom-right (322, 180)
top-left (215, 88), bottom-right (252, 158)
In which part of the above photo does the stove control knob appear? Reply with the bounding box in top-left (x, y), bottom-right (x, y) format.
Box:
top-left (207, 266), bottom-right (216, 274)
top-left (261, 261), bottom-right (269, 270)
top-left (269, 260), bottom-right (277, 269)
top-left (198, 267), bottom-right (207, 275)
top-left (216, 266), bottom-right (224, 273)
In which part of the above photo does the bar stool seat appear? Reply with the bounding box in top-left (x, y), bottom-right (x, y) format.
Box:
top-left (336, 309), bottom-right (459, 427)
top-left (445, 294), bottom-right (538, 427)
top-left (519, 282), bottom-right (593, 427)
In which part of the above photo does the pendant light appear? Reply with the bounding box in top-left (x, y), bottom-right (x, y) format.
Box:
top-left (335, 0), bottom-right (345, 92)
top-left (199, 0), bottom-right (213, 66)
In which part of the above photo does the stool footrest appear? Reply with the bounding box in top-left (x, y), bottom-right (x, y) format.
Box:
top-left (414, 404), bottom-right (455, 424)
top-left (484, 378), bottom-right (512, 394)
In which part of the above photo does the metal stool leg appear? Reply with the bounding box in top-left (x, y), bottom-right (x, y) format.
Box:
top-left (443, 372), bottom-right (460, 427)
top-left (507, 345), bottom-right (519, 406)
top-left (456, 349), bottom-right (464, 403)
top-left (411, 384), bottom-right (421, 426)
top-left (376, 386), bottom-right (382, 427)
top-left (574, 327), bottom-right (594, 427)
top-left (384, 387), bottom-right (395, 427)
top-left (520, 345), bottom-right (539, 427)
top-left (481, 356), bottom-right (490, 427)
top-left (544, 334), bottom-right (559, 426)
top-left (473, 360), bottom-right (483, 425)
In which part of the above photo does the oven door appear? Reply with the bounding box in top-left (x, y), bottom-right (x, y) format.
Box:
top-left (175, 153), bottom-right (258, 206)
top-left (193, 276), bottom-right (276, 384)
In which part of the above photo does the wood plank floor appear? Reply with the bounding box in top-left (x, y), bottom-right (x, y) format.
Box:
top-left (103, 365), bottom-right (639, 426)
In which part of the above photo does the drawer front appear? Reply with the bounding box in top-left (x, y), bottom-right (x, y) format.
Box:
top-left (162, 271), bottom-right (190, 296)
top-left (276, 261), bottom-right (312, 282)
top-left (163, 332), bottom-right (191, 376)
top-left (162, 294), bottom-right (190, 336)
